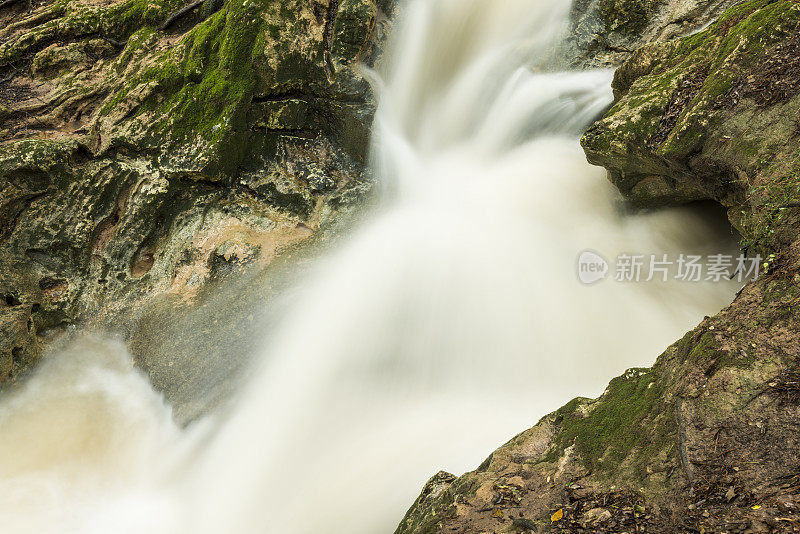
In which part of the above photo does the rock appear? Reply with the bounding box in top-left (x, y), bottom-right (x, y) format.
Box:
top-left (0, 0), bottom-right (386, 386)
top-left (563, 0), bottom-right (744, 68)
top-left (394, 471), bottom-right (457, 534)
top-left (581, 0), bottom-right (800, 256)
top-left (564, 0), bottom-right (741, 68)
top-left (207, 239), bottom-right (260, 280)
top-left (331, 0), bottom-right (378, 70)
top-left (0, 304), bottom-right (37, 381)
top-left (31, 42), bottom-right (91, 78)
top-left (582, 507), bottom-right (613, 525)
top-left (306, 165), bottom-right (337, 193)
top-left (397, 263), bottom-right (800, 532)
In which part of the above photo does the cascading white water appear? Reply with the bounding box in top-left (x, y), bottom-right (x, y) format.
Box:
top-left (0, 1), bottom-right (740, 533)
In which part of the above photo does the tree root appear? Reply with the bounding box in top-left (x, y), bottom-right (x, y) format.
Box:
top-left (159, 0), bottom-right (204, 31)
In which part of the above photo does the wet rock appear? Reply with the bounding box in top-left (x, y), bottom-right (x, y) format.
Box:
top-left (207, 239), bottom-right (260, 280)
top-left (306, 165), bottom-right (338, 193)
top-left (331, 0), bottom-right (378, 69)
top-left (563, 0), bottom-right (744, 68)
top-left (581, 0), bottom-right (800, 256)
top-left (0, 305), bottom-right (37, 381)
top-left (0, 0), bottom-right (387, 384)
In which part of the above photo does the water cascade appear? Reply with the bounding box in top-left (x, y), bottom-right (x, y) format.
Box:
top-left (0, 1), bottom-right (740, 532)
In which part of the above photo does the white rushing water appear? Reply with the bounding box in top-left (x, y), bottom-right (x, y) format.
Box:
top-left (0, 0), bottom-right (740, 533)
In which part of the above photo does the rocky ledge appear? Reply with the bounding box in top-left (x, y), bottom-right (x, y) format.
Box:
top-left (397, 1), bottom-right (800, 532)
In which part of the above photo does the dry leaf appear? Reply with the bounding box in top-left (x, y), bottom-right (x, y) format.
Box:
top-left (551, 508), bottom-right (563, 522)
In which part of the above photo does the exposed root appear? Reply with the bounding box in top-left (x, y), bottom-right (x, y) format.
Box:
top-left (159, 0), bottom-right (204, 31)
top-left (764, 367), bottom-right (800, 404)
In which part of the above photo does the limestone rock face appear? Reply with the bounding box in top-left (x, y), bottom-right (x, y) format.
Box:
top-left (565, 0), bottom-right (745, 67)
top-left (581, 0), bottom-right (800, 256)
top-left (0, 0), bottom-right (388, 384)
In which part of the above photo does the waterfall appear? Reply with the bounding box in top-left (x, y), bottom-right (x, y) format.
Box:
top-left (0, 1), bottom-right (739, 533)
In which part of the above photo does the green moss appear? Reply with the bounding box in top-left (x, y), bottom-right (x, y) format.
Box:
top-left (101, 0), bottom-right (186, 40)
top-left (97, 0), bottom-right (265, 175)
top-left (681, 330), bottom-right (758, 374)
top-left (0, 0), bottom-right (185, 66)
top-left (599, 0), bottom-right (661, 34)
top-left (546, 396), bottom-right (593, 424)
top-left (543, 367), bottom-right (676, 481)
top-left (163, 1), bottom-right (261, 152)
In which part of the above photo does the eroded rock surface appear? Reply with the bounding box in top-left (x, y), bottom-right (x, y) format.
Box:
top-left (582, 0), bottom-right (800, 256)
top-left (565, 0), bottom-right (745, 68)
top-left (0, 0), bottom-right (392, 387)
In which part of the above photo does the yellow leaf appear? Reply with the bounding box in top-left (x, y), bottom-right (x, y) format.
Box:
top-left (492, 509), bottom-right (503, 518)
top-left (751, 505), bottom-right (762, 510)
top-left (551, 508), bottom-right (563, 522)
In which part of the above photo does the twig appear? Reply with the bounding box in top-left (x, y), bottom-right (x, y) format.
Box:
top-left (104, 37), bottom-right (127, 48)
top-left (676, 399), bottom-right (695, 485)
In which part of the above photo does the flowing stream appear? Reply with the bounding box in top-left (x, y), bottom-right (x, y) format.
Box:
top-left (0, 1), bottom-right (740, 533)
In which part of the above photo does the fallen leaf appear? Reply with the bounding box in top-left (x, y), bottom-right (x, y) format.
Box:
top-left (551, 508), bottom-right (563, 522)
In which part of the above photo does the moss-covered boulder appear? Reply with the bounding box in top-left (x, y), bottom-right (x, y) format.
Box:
top-left (0, 0), bottom-right (389, 385)
top-left (582, 0), bottom-right (800, 257)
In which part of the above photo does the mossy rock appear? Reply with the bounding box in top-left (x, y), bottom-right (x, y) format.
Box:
top-left (582, 0), bottom-right (800, 255)
top-left (0, 0), bottom-right (384, 386)
top-left (599, 0), bottom-right (660, 34)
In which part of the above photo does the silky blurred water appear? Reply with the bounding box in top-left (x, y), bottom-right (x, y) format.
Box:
top-left (0, 1), bottom-right (740, 533)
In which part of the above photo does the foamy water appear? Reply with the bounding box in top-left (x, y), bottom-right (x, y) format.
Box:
top-left (0, 1), bottom-right (740, 533)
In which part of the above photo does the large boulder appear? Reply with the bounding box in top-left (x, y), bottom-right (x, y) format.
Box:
top-left (582, 0), bottom-right (800, 256)
top-left (0, 0), bottom-right (388, 385)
